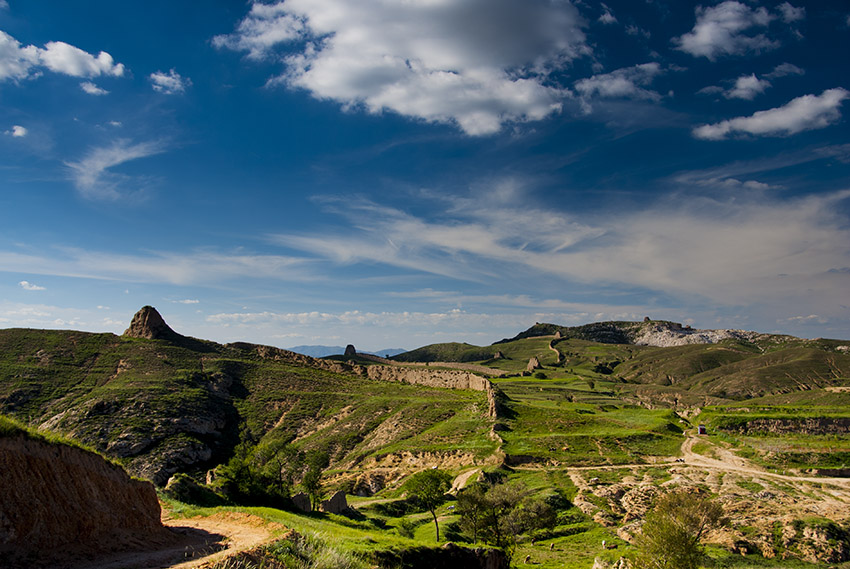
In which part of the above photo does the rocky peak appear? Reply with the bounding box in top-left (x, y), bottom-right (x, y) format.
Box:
top-left (123, 306), bottom-right (180, 340)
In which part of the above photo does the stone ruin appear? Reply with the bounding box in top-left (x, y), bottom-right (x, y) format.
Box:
top-left (320, 490), bottom-right (349, 514)
top-left (291, 492), bottom-right (311, 513)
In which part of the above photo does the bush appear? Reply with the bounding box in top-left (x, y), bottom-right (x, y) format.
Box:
top-left (632, 489), bottom-right (728, 569)
top-left (396, 518), bottom-right (416, 539)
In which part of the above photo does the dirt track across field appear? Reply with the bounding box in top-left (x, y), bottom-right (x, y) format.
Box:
top-left (679, 435), bottom-right (850, 489)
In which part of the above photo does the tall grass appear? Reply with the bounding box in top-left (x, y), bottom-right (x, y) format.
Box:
top-left (211, 532), bottom-right (368, 569)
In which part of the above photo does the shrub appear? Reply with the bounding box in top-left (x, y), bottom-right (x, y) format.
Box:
top-left (632, 489), bottom-right (728, 569)
top-left (397, 518), bottom-right (416, 539)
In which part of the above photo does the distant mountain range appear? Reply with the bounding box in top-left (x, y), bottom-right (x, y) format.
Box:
top-left (286, 345), bottom-right (408, 358)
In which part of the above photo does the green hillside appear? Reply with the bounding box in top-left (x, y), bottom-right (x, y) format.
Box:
top-left (0, 326), bottom-right (494, 487)
top-left (3, 311), bottom-right (850, 568)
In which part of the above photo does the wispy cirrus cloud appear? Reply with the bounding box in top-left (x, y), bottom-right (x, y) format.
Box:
top-left (270, 183), bottom-right (850, 313)
top-left (205, 304), bottom-right (658, 348)
top-left (764, 62), bottom-right (804, 80)
top-left (693, 88), bottom-right (849, 140)
top-left (64, 139), bottom-right (166, 200)
top-left (214, 0), bottom-right (589, 135)
top-left (0, 247), bottom-right (314, 286)
top-left (0, 302), bottom-right (89, 330)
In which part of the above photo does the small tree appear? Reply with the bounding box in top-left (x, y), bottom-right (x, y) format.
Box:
top-left (457, 483), bottom-right (487, 543)
top-left (633, 489), bottom-right (728, 569)
top-left (302, 449), bottom-right (329, 511)
top-left (407, 469), bottom-right (453, 542)
top-left (457, 481), bottom-right (556, 563)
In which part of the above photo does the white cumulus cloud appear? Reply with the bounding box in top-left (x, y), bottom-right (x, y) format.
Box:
top-left (574, 63), bottom-right (663, 107)
top-left (38, 41), bottom-right (124, 78)
top-left (215, 0), bottom-right (590, 135)
top-left (778, 2), bottom-right (805, 23)
top-left (598, 4), bottom-right (617, 25)
top-left (80, 81), bottom-right (108, 95)
top-left (19, 280), bottom-right (45, 291)
top-left (0, 30), bottom-right (40, 82)
top-left (6, 124), bottom-right (27, 137)
top-left (674, 1), bottom-right (777, 60)
top-left (149, 69), bottom-right (191, 94)
top-left (0, 30), bottom-right (124, 83)
top-left (693, 88), bottom-right (849, 140)
top-left (725, 74), bottom-right (771, 100)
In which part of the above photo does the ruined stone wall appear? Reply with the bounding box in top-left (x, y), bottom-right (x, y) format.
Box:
top-left (248, 344), bottom-right (502, 418)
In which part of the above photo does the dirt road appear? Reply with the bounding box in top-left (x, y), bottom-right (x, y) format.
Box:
top-left (72, 511), bottom-right (280, 569)
top-left (679, 435), bottom-right (850, 489)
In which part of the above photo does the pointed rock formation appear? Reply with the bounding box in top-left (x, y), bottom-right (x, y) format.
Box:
top-left (344, 344), bottom-right (357, 356)
top-left (123, 306), bottom-right (180, 341)
top-left (527, 356), bottom-right (542, 372)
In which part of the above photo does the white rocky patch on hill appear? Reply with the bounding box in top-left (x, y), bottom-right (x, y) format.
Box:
top-left (632, 323), bottom-right (764, 347)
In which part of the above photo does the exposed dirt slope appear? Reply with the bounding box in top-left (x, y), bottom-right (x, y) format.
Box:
top-left (0, 434), bottom-right (174, 568)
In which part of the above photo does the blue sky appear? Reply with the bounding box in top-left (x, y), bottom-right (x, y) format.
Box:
top-left (1, 0), bottom-right (849, 350)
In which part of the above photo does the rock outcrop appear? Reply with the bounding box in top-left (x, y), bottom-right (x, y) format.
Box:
top-left (0, 434), bottom-right (173, 567)
top-left (123, 305), bottom-right (181, 340)
top-left (720, 417), bottom-right (850, 436)
top-left (500, 319), bottom-right (783, 347)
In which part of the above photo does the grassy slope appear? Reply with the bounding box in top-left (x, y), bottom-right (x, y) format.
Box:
top-left (0, 329), bottom-right (495, 484)
top-left (397, 332), bottom-right (850, 472)
top-left (3, 321), bottom-right (849, 568)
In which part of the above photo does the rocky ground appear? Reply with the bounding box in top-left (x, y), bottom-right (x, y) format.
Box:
top-left (567, 436), bottom-right (850, 564)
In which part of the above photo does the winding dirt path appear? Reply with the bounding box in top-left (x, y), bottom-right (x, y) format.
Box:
top-left (72, 511), bottom-right (280, 569)
top-left (679, 435), bottom-right (850, 489)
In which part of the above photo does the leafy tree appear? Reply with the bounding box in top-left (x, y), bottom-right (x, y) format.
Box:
top-left (457, 483), bottom-right (487, 543)
top-left (255, 439), bottom-right (299, 498)
top-left (633, 489), bottom-right (728, 569)
top-left (302, 449), bottom-right (330, 510)
top-left (407, 469), bottom-right (453, 542)
top-left (457, 481), bottom-right (556, 563)
top-left (215, 440), bottom-right (297, 506)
